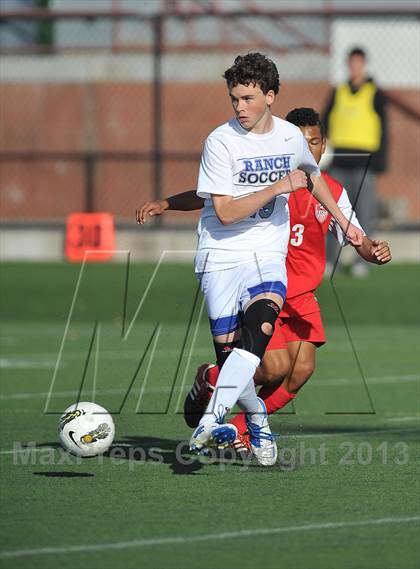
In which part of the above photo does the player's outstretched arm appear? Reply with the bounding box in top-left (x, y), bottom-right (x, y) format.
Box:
top-left (136, 190), bottom-right (204, 225)
top-left (213, 169), bottom-right (307, 225)
top-left (310, 174), bottom-right (364, 247)
top-left (354, 237), bottom-right (392, 265)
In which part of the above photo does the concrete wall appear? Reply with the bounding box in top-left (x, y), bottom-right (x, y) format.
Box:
top-left (1, 228), bottom-right (419, 263)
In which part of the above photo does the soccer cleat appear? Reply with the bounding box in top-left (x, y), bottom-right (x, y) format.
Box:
top-left (189, 422), bottom-right (237, 454)
top-left (231, 432), bottom-right (252, 458)
top-left (183, 363), bottom-right (216, 428)
top-left (212, 424), bottom-right (238, 449)
top-left (246, 398), bottom-right (278, 466)
top-left (232, 432), bottom-right (251, 452)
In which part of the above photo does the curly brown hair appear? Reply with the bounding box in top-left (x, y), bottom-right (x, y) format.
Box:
top-left (223, 52), bottom-right (280, 95)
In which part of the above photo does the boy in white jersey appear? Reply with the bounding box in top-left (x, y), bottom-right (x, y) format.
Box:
top-left (189, 53), bottom-right (363, 465)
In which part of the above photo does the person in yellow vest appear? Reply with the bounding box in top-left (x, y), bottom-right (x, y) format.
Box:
top-left (322, 47), bottom-right (388, 277)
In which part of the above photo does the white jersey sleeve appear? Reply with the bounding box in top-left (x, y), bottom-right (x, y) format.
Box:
top-left (329, 187), bottom-right (365, 245)
top-left (298, 132), bottom-right (321, 176)
top-left (197, 136), bottom-right (233, 199)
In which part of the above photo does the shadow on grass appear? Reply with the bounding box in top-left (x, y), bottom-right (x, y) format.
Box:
top-left (38, 437), bottom-right (207, 476)
top-left (108, 435), bottom-right (209, 476)
top-left (37, 423), bottom-right (419, 475)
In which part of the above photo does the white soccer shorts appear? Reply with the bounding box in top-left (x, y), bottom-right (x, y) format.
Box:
top-left (197, 255), bottom-right (287, 337)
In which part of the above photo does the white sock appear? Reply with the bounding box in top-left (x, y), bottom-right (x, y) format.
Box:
top-left (237, 382), bottom-right (266, 427)
top-left (200, 348), bottom-right (260, 426)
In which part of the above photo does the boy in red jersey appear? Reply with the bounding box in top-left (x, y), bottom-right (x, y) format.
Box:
top-left (224, 107), bottom-right (391, 443)
top-left (136, 107), bottom-right (392, 447)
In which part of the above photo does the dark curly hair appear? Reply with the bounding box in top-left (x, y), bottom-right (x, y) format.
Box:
top-left (285, 107), bottom-right (325, 138)
top-left (223, 52), bottom-right (280, 95)
top-left (348, 46), bottom-right (367, 59)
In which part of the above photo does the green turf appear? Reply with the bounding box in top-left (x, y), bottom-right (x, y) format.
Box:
top-left (0, 261), bottom-right (419, 569)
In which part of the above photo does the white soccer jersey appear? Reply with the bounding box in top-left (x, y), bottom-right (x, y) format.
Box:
top-left (330, 188), bottom-right (365, 244)
top-left (195, 116), bottom-right (320, 273)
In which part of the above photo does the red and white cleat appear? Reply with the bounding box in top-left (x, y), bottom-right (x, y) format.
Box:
top-left (231, 432), bottom-right (252, 458)
top-left (183, 364), bottom-right (217, 428)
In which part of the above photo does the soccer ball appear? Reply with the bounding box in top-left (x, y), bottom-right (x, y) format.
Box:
top-left (58, 402), bottom-right (115, 457)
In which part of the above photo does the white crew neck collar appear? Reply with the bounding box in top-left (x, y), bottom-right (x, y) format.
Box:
top-left (234, 117), bottom-right (277, 138)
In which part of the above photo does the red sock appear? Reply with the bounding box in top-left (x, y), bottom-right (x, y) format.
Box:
top-left (206, 364), bottom-right (219, 388)
top-left (258, 383), bottom-right (296, 414)
top-left (229, 412), bottom-right (247, 435)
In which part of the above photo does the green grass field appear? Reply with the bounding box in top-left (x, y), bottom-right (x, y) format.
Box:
top-left (0, 261), bottom-right (419, 569)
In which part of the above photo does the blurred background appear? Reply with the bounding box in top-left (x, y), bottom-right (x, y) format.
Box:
top-left (0, 0), bottom-right (419, 261)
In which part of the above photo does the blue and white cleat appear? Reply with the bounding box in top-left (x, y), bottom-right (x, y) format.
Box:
top-left (246, 398), bottom-right (277, 466)
top-left (189, 422), bottom-right (237, 455)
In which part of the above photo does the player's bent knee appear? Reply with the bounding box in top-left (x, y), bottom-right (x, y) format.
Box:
top-left (288, 359), bottom-right (315, 391)
top-left (261, 322), bottom-right (274, 336)
top-left (242, 298), bottom-right (281, 360)
top-left (258, 354), bottom-right (290, 385)
top-left (300, 359), bottom-right (316, 379)
top-left (257, 367), bottom-right (285, 385)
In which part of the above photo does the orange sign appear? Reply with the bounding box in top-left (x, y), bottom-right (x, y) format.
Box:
top-left (65, 212), bottom-right (116, 262)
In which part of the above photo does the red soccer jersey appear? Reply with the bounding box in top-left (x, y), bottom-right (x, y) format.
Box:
top-left (284, 172), bottom-right (343, 300)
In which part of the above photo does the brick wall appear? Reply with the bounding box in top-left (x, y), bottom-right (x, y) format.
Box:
top-left (1, 82), bottom-right (418, 223)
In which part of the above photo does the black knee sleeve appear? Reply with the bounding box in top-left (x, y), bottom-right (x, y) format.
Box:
top-left (213, 339), bottom-right (241, 369)
top-left (241, 298), bottom-right (280, 360)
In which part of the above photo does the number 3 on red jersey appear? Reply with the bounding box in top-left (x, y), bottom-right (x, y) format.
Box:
top-left (290, 223), bottom-right (305, 247)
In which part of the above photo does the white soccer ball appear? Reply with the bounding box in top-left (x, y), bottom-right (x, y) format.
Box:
top-left (58, 402), bottom-right (115, 457)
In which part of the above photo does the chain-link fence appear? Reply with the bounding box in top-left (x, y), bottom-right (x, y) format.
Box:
top-left (1, 1), bottom-right (419, 228)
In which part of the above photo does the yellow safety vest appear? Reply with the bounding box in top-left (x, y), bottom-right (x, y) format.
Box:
top-left (329, 82), bottom-right (381, 151)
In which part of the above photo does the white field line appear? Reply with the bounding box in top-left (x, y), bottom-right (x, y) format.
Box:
top-left (385, 416), bottom-right (420, 422)
top-left (0, 373), bottom-right (418, 401)
top-left (0, 444), bottom-right (132, 456)
top-left (281, 426), bottom-right (420, 440)
top-left (0, 348), bottom-right (212, 367)
top-left (1, 426), bottom-right (419, 456)
top-left (315, 374), bottom-right (419, 386)
top-left (0, 516), bottom-right (419, 559)
top-left (0, 388), bottom-right (129, 401)
top-left (0, 342), bottom-right (401, 362)
top-left (0, 447), bottom-right (56, 455)
top-left (0, 358), bottom-right (56, 369)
